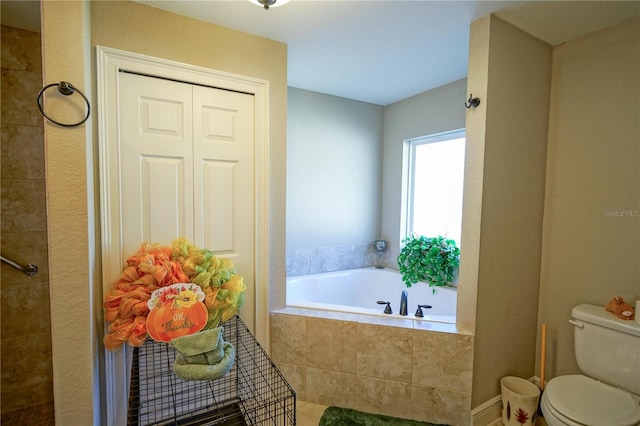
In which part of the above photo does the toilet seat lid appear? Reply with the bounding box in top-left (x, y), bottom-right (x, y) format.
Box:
top-left (546, 375), bottom-right (640, 426)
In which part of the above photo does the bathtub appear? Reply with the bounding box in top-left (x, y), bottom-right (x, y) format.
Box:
top-left (286, 267), bottom-right (456, 324)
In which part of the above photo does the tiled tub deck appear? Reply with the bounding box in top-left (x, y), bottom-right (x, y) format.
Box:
top-left (271, 308), bottom-right (474, 426)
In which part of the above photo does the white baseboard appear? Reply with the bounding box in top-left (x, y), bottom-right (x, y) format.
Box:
top-left (471, 394), bottom-right (502, 426)
top-left (472, 376), bottom-right (540, 426)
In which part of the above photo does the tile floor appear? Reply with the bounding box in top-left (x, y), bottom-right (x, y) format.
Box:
top-left (489, 416), bottom-right (548, 426)
top-left (297, 400), bottom-right (549, 426)
top-left (297, 401), bottom-right (328, 426)
top-left (0, 400), bottom-right (547, 426)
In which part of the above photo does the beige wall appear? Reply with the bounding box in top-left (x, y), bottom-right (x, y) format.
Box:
top-left (466, 15), bottom-right (551, 407)
top-left (41, 0), bottom-right (288, 423)
top-left (381, 78), bottom-right (467, 251)
top-left (0, 25), bottom-right (53, 414)
top-left (41, 1), bottom-right (97, 424)
top-left (538, 17), bottom-right (640, 379)
top-left (287, 87), bottom-right (384, 249)
top-left (286, 80), bottom-right (466, 274)
top-left (89, 0), bottom-right (288, 306)
top-left (457, 17), bottom-right (489, 338)
top-left (467, 15), bottom-right (639, 411)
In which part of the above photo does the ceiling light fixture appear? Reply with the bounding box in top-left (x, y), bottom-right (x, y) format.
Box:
top-left (249, 0), bottom-right (291, 10)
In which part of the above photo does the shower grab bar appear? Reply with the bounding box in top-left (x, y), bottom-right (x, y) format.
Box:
top-left (0, 255), bottom-right (39, 276)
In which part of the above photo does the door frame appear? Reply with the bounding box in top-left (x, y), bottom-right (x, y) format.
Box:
top-left (96, 46), bottom-right (270, 426)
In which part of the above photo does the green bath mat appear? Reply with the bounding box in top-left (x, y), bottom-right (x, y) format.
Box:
top-left (319, 406), bottom-right (448, 426)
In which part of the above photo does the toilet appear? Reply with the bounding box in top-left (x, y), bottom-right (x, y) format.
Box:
top-left (540, 304), bottom-right (640, 426)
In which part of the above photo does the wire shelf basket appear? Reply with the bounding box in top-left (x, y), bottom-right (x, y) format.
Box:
top-left (127, 316), bottom-right (296, 425)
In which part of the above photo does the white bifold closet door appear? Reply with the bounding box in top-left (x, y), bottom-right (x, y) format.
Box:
top-left (117, 71), bottom-right (256, 331)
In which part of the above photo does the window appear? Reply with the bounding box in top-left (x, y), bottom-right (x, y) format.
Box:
top-left (404, 129), bottom-right (465, 246)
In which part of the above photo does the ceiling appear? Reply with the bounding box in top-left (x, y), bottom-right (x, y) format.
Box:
top-left (2, 1), bottom-right (639, 105)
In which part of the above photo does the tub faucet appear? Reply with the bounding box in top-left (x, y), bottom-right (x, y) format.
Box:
top-left (377, 301), bottom-right (392, 314)
top-left (400, 291), bottom-right (408, 316)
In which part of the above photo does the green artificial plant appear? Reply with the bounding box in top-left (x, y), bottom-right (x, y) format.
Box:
top-left (397, 235), bottom-right (460, 289)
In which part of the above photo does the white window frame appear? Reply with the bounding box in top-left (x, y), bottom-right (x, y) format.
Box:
top-left (402, 128), bottom-right (466, 243)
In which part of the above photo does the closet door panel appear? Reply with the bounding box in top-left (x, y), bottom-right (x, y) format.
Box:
top-left (139, 155), bottom-right (187, 242)
top-left (118, 72), bottom-right (194, 251)
top-left (193, 87), bottom-right (254, 252)
top-left (193, 85), bottom-right (255, 329)
top-left (201, 160), bottom-right (236, 252)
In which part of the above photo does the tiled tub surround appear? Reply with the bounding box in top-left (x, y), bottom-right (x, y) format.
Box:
top-left (271, 310), bottom-right (473, 426)
top-left (286, 244), bottom-right (399, 276)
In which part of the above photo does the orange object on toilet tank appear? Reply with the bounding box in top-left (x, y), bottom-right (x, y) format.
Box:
top-left (605, 296), bottom-right (635, 320)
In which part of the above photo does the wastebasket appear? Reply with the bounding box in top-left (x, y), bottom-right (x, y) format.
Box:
top-left (500, 376), bottom-right (540, 426)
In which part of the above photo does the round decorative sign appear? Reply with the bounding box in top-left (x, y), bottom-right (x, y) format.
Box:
top-left (146, 283), bottom-right (208, 342)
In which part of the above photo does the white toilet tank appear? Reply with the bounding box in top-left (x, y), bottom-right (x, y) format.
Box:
top-left (572, 304), bottom-right (640, 395)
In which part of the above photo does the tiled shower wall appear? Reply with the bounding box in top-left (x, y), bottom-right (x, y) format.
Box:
top-left (286, 243), bottom-right (400, 276)
top-left (1, 25), bottom-right (54, 413)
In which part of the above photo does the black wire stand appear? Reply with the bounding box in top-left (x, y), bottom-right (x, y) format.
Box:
top-left (127, 316), bottom-right (296, 425)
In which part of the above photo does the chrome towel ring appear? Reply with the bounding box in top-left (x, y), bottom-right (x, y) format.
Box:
top-left (37, 81), bottom-right (91, 127)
